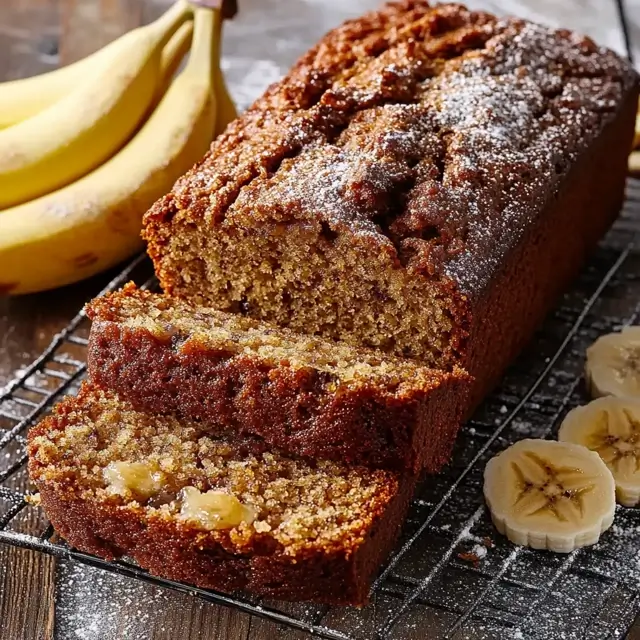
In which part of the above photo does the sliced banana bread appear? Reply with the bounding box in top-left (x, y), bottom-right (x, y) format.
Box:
top-left (85, 283), bottom-right (470, 471)
top-left (143, 1), bottom-right (639, 411)
top-left (28, 383), bottom-right (416, 605)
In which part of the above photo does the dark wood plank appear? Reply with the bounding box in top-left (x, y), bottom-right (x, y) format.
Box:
top-left (613, 0), bottom-right (639, 64)
top-left (59, 0), bottom-right (144, 64)
top-left (0, 546), bottom-right (55, 640)
top-left (0, 0), bottom-right (61, 80)
top-left (150, 600), bottom-right (251, 639)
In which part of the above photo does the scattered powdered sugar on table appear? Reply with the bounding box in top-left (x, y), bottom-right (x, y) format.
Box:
top-left (0, 365), bottom-right (51, 396)
top-left (511, 417), bottom-right (536, 436)
top-left (471, 543), bottom-right (488, 560)
top-left (55, 562), bottom-right (179, 640)
top-left (0, 366), bottom-right (27, 396)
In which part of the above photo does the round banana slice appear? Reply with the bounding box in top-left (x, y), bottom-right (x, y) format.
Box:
top-left (585, 328), bottom-right (640, 399)
top-left (484, 439), bottom-right (615, 552)
top-left (559, 397), bottom-right (640, 507)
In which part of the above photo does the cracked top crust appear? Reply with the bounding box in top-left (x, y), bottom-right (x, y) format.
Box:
top-left (144, 0), bottom-right (637, 296)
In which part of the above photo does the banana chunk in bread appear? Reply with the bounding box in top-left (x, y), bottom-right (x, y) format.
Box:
top-left (28, 384), bottom-right (416, 605)
top-left (86, 283), bottom-right (470, 471)
top-left (143, 1), bottom-right (639, 411)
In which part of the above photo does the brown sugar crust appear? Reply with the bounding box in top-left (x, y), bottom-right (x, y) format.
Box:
top-left (28, 384), bottom-right (416, 605)
top-left (86, 284), bottom-right (470, 472)
top-left (145, 0), bottom-right (636, 290)
top-left (142, 1), bottom-right (639, 405)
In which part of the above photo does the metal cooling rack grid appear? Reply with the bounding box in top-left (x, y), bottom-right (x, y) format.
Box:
top-left (1, 182), bottom-right (640, 639)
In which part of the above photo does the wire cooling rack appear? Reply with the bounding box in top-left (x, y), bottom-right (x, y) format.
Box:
top-left (1, 179), bottom-right (639, 639)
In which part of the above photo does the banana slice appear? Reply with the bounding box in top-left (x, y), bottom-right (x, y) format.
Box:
top-left (484, 439), bottom-right (615, 552)
top-left (559, 397), bottom-right (640, 507)
top-left (585, 328), bottom-right (640, 399)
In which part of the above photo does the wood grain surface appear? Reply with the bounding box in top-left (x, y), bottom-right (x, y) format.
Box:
top-left (0, 1), bottom-right (638, 638)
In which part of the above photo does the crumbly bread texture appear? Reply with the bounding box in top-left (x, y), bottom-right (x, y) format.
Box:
top-left (143, 1), bottom-right (639, 409)
top-left (86, 284), bottom-right (470, 471)
top-left (28, 384), bottom-right (415, 605)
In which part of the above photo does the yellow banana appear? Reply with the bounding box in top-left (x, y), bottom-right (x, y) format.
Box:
top-left (0, 7), bottom-right (219, 296)
top-left (0, 6), bottom-right (235, 137)
top-left (0, 39), bottom-right (133, 130)
top-left (0, 0), bottom-right (193, 209)
top-left (160, 21), bottom-right (195, 91)
top-left (155, 17), bottom-right (234, 134)
top-left (484, 439), bottom-right (615, 553)
top-left (211, 13), bottom-right (237, 135)
top-left (214, 71), bottom-right (237, 135)
top-left (0, 19), bottom-right (194, 131)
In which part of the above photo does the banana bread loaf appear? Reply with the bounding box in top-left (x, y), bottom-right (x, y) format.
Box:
top-left (143, 1), bottom-right (639, 410)
top-left (86, 283), bottom-right (470, 471)
top-left (28, 383), bottom-right (416, 605)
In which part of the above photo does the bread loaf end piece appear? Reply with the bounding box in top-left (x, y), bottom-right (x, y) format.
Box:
top-left (28, 383), bottom-right (417, 605)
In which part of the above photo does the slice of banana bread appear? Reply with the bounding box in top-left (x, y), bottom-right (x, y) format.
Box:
top-left (143, 1), bottom-right (639, 411)
top-left (85, 283), bottom-right (470, 471)
top-left (28, 383), bottom-right (416, 605)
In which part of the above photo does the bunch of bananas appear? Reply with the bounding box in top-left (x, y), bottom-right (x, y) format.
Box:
top-left (0, 0), bottom-right (236, 295)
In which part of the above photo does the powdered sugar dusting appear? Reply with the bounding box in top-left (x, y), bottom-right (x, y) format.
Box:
top-left (0, 366), bottom-right (28, 396)
top-left (55, 561), bottom-right (178, 640)
top-left (432, 19), bottom-right (631, 294)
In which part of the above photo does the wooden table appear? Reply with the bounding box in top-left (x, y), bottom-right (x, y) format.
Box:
top-left (0, 1), bottom-right (638, 638)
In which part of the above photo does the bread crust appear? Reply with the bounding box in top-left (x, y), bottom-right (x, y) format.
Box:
top-left (464, 86), bottom-right (638, 407)
top-left (33, 476), bottom-right (415, 605)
